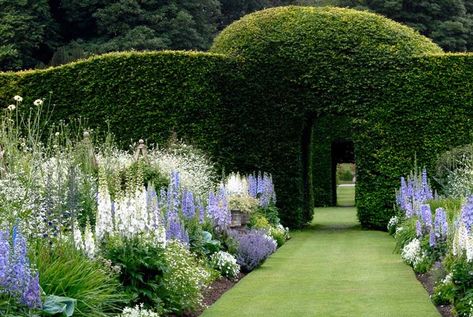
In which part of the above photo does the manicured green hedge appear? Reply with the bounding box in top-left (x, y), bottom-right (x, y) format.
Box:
top-left (354, 54), bottom-right (473, 228)
top-left (2, 7), bottom-right (473, 229)
top-left (0, 51), bottom-right (235, 164)
top-left (211, 6), bottom-right (443, 227)
top-left (312, 116), bottom-right (353, 207)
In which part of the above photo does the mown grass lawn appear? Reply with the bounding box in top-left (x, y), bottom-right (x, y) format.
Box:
top-left (336, 184), bottom-right (355, 207)
top-left (201, 207), bottom-right (439, 317)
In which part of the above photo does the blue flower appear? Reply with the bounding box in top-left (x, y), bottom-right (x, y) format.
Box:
top-left (429, 230), bottom-right (436, 248)
top-left (434, 207), bottom-right (448, 239)
top-left (181, 190), bottom-right (195, 219)
top-left (461, 195), bottom-right (473, 233)
top-left (416, 220), bottom-right (422, 238)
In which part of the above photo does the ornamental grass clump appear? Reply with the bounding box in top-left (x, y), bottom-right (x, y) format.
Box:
top-left (34, 239), bottom-right (127, 317)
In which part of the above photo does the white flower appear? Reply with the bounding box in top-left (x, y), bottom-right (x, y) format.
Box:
top-left (401, 238), bottom-right (426, 270)
top-left (119, 303), bottom-right (160, 317)
top-left (55, 132), bottom-right (60, 137)
top-left (387, 216), bottom-right (399, 231)
top-left (210, 251), bottom-right (240, 278)
top-left (33, 99), bottom-right (43, 106)
top-left (84, 222), bottom-right (96, 258)
top-left (13, 95), bottom-right (23, 102)
top-left (7, 104), bottom-right (15, 111)
top-left (225, 172), bottom-right (248, 196)
top-left (95, 176), bottom-right (114, 241)
top-left (73, 221), bottom-right (84, 251)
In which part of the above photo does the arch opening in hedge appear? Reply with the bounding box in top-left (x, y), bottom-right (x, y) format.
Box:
top-left (3, 7), bottom-right (473, 229)
top-left (211, 6), bottom-right (448, 228)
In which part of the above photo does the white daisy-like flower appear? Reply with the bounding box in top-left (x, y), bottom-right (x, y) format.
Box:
top-left (55, 132), bottom-right (60, 137)
top-left (13, 95), bottom-right (23, 102)
top-left (33, 99), bottom-right (43, 106)
top-left (7, 104), bottom-right (15, 111)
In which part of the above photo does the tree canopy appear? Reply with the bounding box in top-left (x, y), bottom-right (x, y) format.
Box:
top-left (1, 0), bottom-right (473, 71)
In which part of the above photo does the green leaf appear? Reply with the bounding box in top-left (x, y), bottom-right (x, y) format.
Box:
top-left (42, 295), bottom-right (77, 317)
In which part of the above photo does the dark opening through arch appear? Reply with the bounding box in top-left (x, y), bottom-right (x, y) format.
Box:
top-left (331, 140), bottom-right (355, 206)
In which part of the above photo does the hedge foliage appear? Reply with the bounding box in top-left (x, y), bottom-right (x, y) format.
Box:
top-left (2, 6), bottom-right (473, 229)
top-left (0, 51), bottom-right (235, 163)
top-left (211, 6), bottom-right (444, 227)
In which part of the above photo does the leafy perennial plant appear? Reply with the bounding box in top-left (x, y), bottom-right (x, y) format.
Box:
top-left (0, 95), bottom-right (289, 316)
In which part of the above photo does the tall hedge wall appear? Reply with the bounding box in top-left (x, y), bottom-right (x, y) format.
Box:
top-left (0, 51), bottom-right (236, 165)
top-left (2, 7), bottom-right (473, 229)
top-left (354, 54), bottom-right (473, 228)
top-left (210, 6), bottom-right (444, 227)
top-left (312, 116), bottom-right (353, 207)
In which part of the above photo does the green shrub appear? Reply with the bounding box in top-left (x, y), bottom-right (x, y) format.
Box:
top-left (103, 237), bottom-right (212, 315)
top-left (33, 239), bottom-right (128, 317)
top-left (269, 225), bottom-right (289, 247)
top-left (249, 212), bottom-right (271, 230)
top-left (102, 236), bottom-right (167, 309)
top-left (432, 274), bottom-right (455, 306)
top-left (394, 218), bottom-right (417, 252)
top-left (162, 241), bottom-right (213, 314)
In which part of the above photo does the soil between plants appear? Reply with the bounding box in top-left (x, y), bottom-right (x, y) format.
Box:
top-left (416, 271), bottom-right (453, 317)
top-left (182, 272), bottom-right (246, 317)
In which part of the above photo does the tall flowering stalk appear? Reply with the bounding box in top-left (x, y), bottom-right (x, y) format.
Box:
top-left (396, 168), bottom-right (434, 219)
top-left (245, 172), bottom-right (276, 207)
top-left (207, 188), bottom-right (231, 229)
top-left (452, 195), bottom-right (473, 261)
top-left (0, 225), bottom-right (42, 309)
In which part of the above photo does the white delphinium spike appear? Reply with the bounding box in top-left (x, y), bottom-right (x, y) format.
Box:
top-left (458, 223), bottom-right (469, 253)
top-left (95, 169), bottom-right (113, 241)
top-left (467, 235), bottom-right (473, 262)
top-left (114, 199), bottom-right (127, 237)
top-left (124, 196), bottom-right (136, 237)
top-left (134, 187), bottom-right (148, 233)
top-left (73, 221), bottom-right (84, 251)
top-left (453, 228), bottom-right (459, 256)
top-left (84, 222), bottom-right (96, 258)
top-left (225, 172), bottom-right (248, 196)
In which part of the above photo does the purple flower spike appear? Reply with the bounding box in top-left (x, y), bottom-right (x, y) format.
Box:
top-left (420, 204), bottom-right (432, 228)
top-left (22, 272), bottom-right (42, 309)
top-left (181, 190), bottom-right (196, 219)
top-left (416, 220), bottom-right (422, 238)
top-left (0, 230), bottom-right (10, 287)
top-left (429, 230), bottom-right (436, 248)
top-left (461, 196), bottom-right (473, 233)
top-left (434, 207), bottom-right (448, 239)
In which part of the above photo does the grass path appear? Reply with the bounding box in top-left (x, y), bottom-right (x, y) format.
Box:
top-left (201, 206), bottom-right (439, 317)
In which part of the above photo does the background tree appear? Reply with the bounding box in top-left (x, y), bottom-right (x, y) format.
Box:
top-left (0, 0), bottom-right (59, 70)
top-left (2, 0), bottom-right (473, 71)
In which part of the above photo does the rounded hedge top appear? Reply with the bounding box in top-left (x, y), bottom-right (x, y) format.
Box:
top-left (211, 6), bottom-right (442, 62)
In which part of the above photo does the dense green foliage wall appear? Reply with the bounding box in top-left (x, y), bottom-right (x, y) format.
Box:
top-left (312, 116), bottom-right (353, 206)
top-left (354, 54), bottom-right (473, 228)
top-left (0, 51), bottom-right (235, 164)
top-left (211, 6), bottom-right (443, 227)
top-left (3, 6), bottom-right (473, 229)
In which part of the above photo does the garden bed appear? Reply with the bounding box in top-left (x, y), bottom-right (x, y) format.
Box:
top-left (182, 273), bottom-right (246, 317)
top-left (416, 270), bottom-right (453, 317)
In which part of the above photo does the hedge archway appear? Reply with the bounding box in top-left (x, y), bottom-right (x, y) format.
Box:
top-left (2, 7), bottom-right (473, 229)
top-left (210, 6), bottom-right (447, 228)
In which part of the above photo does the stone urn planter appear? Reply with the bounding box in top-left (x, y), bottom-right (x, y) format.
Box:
top-left (230, 210), bottom-right (250, 228)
